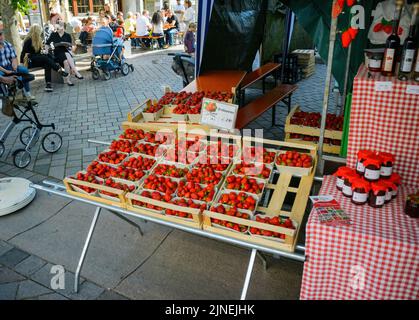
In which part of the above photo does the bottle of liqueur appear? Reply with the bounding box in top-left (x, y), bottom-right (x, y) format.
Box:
top-left (415, 51), bottom-right (419, 82)
top-left (398, 3), bottom-right (418, 81)
top-left (381, 0), bottom-right (404, 76)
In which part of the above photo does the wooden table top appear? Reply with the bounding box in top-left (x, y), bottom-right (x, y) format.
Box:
top-left (183, 70), bottom-right (247, 93)
top-left (240, 62), bottom-right (281, 89)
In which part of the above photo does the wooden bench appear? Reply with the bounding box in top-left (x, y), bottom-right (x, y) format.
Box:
top-left (235, 84), bottom-right (297, 129)
top-left (130, 34), bottom-right (165, 50)
top-left (238, 62), bottom-right (281, 106)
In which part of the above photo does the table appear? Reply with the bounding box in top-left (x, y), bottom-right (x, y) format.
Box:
top-left (300, 175), bottom-right (418, 300)
top-left (347, 65), bottom-right (419, 188)
top-left (183, 70), bottom-right (247, 94)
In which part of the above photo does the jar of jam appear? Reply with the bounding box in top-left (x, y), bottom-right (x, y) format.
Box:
top-left (342, 173), bottom-right (358, 198)
top-left (381, 180), bottom-right (397, 204)
top-left (333, 167), bottom-right (354, 191)
top-left (356, 150), bottom-right (375, 175)
top-left (369, 181), bottom-right (387, 208)
top-left (363, 155), bottom-right (382, 182)
top-left (389, 173), bottom-right (402, 199)
top-left (379, 152), bottom-right (395, 179)
top-left (405, 192), bottom-right (419, 218)
top-left (351, 178), bottom-right (371, 205)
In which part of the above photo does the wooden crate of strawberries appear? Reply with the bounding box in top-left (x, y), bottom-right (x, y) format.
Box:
top-left (284, 105), bottom-right (343, 155)
top-left (202, 136), bottom-right (317, 252)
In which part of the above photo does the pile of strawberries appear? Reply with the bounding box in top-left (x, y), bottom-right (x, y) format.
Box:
top-left (276, 151), bottom-right (312, 168)
top-left (110, 139), bottom-right (139, 153)
top-left (143, 103), bottom-right (163, 113)
top-left (250, 216), bottom-right (295, 239)
top-left (290, 111), bottom-right (344, 131)
top-left (166, 198), bottom-right (206, 219)
top-left (233, 163), bottom-right (271, 179)
top-left (218, 191), bottom-right (257, 211)
top-left (158, 92), bottom-right (177, 105)
top-left (100, 178), bottom-right (136, 197)
top-left (171, 91), bottom-right (192, 105)
top-left (195, 155), bottom-right (230, 172)
top-left (289, 133), bottom-right (341, 146)
top-left (123, 155), bottom-right (156, 171)
top-left (87, 161), bottom-right (145, 181)
top-left (225, 175), bottom-right (265, 195)
top-left (98, 150), bottom-right (127, 165)
top-left (73, 172), bottom-right (100, 194)
top-left (119, 128), bottom-right (145, 140)
top-left (153, 164), bottom-right (188, 178)
top-left (143, 131), bottom-right (174, 145)
top-left (242, 146), bottom-right (276, 164)
top-left (136, 142), bottom-right (161, 157)
top-left (173, 104), bottom-right (189, 115)
top-left (177, 181), bottom-right (216, 202)
top-left (185, 167), bottom-right (223, 185)
top-left (143, 174), bottom-right (178, 194)
top-left (132, 190), bottom-right (166, 211)
top-left (207, 141), bottom-right (238, 158)
top-left (210, 205), bottom-right (249, 233)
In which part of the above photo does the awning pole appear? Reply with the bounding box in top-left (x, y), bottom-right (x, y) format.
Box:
top-left (317, 0), bottom-right (338, 175)
top-left (341, 42), bottom-right (352, 116)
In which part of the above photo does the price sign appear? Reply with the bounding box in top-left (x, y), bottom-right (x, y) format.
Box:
top-left (374, 81), bottom-right (393, 92)
top-left (200, 98), bottom-right (239, 130)
top-left (406, 85), bottom-right (419, 95)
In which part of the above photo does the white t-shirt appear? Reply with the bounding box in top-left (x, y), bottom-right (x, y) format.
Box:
top-left (184, 7), bottom-right (195, 23)
top-left (152, 22), bottom-right (164, 34)
top-left (136, 15), bottom-right (150, 36)
top-left (174, 4), bottom-right (185, 13)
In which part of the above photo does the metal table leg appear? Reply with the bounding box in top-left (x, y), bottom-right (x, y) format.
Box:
top-left (112, 210), bottom-right (144, 236)
top-left (272, 104), bottom-right (276, 126)
top-left (240, 249), bottom-right (257, 300)
top-left (74, 207), bottom-right (101, 293)
top-left (257, 251), bottom-right (268, 271)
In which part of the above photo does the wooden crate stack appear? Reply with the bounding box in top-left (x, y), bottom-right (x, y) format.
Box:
top-left (292, 49), bottom-right (315, 79)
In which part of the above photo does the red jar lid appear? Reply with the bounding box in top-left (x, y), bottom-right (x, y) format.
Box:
top-left (379, 152), bottom-right (395, 164)
top-left (357, 149), bottom-right (375, 159)
top-left (389, 172), bottom-right (402, 185)
top-left (380, 179), bottom-right (397, 191)
top-left (363, 155), bottom-right (383, 168)
top-left (351, 178), bottom-right (371, 192)
top-left (371, 181), bottom-right (389, 194)
top-left (333, 166), bottom-right (354, 177)
top-left (344, 171), bottom-right (359, 182)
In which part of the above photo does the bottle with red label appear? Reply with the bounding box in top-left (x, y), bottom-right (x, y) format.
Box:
top-left (363, 155), bottom-right (383, 182)
top-left (389, 173), bottom-right (402, 199)
top-left (342, 172), bottom-right (359, 198)
top-left (381, 0), bottom-right (404, 76)
top-left (369, 181), bottom-right (388, 208)
top-left (351, 178), bottom-right (371, 205)
top-left (356, 150), bottom-right (375, 176)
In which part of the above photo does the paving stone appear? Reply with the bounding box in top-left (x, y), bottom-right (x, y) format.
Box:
top-left (48, 166), bottom-right (66, 180)
top-left (0, 266), bottom-right (26, 284)
top-left (96, 289), bottom-right (129, 300)
top-left (0, 281), bottom-right (19, 300)
top-left (0, 248), bottom-right (30, 268)
top-left (16, 279), bottom-right (52, 299)
top-left (64, 280), bottom-right (105, 300)
top-left (36, 292), bottom-right (69, 300)
top-left (0, 240), bottom-right (13, 256)
top-left (15, 255), bottom-right (47, 277)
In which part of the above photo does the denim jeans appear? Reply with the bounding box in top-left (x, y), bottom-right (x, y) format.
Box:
top-left (165, 28), bottom-right (177, 46)
top-left (0, 65), bottom-right (31, 92)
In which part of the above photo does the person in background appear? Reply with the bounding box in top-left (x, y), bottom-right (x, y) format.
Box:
top-left (104, 3), bottom-right (112, 16)
top-left (136, 10), bottom-right (152, 48)
top-left (164, 10), bottom-right (179, 47)
top-left (183, 0), bottom-right (195, 26)
top-left (114, 19), bottom-right (125, 38)
top-left (46, 22), bottom-right (83, 86)
top-left (151, 12), bottom-right (165, 49)
top-left (174, 0), bottom-right (186, 32)
top-left (117, 11), bottom-right (124, 21)
top-left (20, 24), bottom-right (68, 92)
top-left (0, 30), bottom-right (33, 99)
top-left (184, 22), bottom-right (196, 54)
top-left (109, 15), bottom-right (118, 32)
top-left (79, 17), bottom-right (95, 45)
top-left (125, 12), bottom-right (137, 47)
top-left (50, 12), bottom-right (63, 26)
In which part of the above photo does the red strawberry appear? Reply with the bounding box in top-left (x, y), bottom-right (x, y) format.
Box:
top-left (373, 23), bottom-right (383, 32)
top-left (341, 30), bottom-right (352, 48)
top-left (383, 25), bottom-right (392, 34)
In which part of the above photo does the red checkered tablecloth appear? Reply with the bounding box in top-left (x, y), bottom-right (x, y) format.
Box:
top-left (347, 65), bottom-right (419, 189)
top-left (300, 175), bottom-right (419, 300)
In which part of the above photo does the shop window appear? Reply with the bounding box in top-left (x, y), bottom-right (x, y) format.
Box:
top-left (77, 0), bottom-right (90, 14)
top-left (93, 0), bottom-right (104, 13)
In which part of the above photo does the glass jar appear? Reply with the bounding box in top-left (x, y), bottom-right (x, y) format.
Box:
top-left (356, 150), bottom-right (375, 175)
top-left (379, 152), bottom-right (395, 179)
top-left (342, 173), bottom-right (358, 198)
top-left (351, 178), bottom-right (371, 205)
top-left (405, 193), bottom-right (419, 218)
top-left (389, 173), bottom-right (402, 199)
top-left (333, 167), bottom-right (354, 191)
top-left (363, 155), bottom-right (382, 182)
top-left (381, 180), bottom-right (396, 204)
top-left (369, 181), bottom-right (387, 208)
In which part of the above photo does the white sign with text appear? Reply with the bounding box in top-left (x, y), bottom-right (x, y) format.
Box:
top-left (200, 98), bottom-right (239, 130)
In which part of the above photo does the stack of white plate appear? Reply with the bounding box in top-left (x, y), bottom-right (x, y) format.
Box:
top-left (0, 177), bottom-right (36, 216)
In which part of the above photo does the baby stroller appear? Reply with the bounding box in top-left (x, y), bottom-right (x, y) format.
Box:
top-left (91, 27), bottom-right (134, 80)
top-left (168, 53), bottom-right (195, 87)
top-left (0, 73), bottom-right (62, 168)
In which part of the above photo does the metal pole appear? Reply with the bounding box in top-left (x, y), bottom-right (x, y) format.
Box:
top-left (74, 207), bottom-right (101, 292)
top-left (341, 42), bottom-right (352, 116)
top-left (317, 0), bottom-right (339, 175)
top-left (240, 249), bottom-right (257, 300)
top-left (280, 7), bottom-right (292, 84)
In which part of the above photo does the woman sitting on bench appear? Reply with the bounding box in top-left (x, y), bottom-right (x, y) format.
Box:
top-left (46, 22), bottom-right (84, 86)
top-left (20, 24), bottom-right (68, 92)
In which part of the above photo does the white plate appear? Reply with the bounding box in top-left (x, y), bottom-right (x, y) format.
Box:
top-left (0, 178), bottom-right (36, 216)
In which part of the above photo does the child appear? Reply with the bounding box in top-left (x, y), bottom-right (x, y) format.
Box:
top-left (184, 22), bottom-right (196, 54)
top-left (115, 19), bottom-right (125, 38)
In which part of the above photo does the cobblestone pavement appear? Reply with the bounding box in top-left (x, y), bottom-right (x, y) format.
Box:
top-left (0, 50), bottom-right (335, 300)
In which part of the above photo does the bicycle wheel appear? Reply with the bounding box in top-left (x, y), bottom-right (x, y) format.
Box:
top-left (19, 126), bottom-right (39, 146)
top-left (41, 132), bottom-right (62, 153)
top-left (13, 149), bottom-right (31, 168)
top-left (0, 142), bottom-right (4, 157)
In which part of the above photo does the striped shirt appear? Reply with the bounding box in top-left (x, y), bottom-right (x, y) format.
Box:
top-left (0, 41), bottom-right (17, 69)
